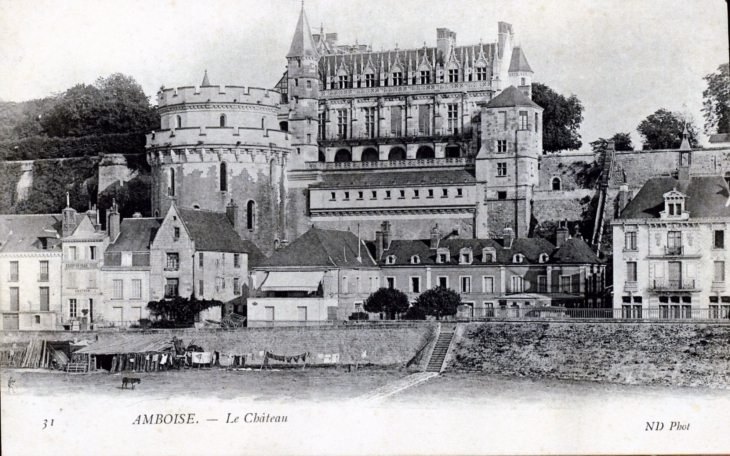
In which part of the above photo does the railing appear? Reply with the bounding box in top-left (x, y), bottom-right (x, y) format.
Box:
top-left (650, 279), bottom-right (696, 290)
top-left (453, 306), bottom-right (730, 321)
top-left (320, 79), bottom-right (494, 99)
top-left (306, 156), bottom-right (474, 171)
top-left (320, 129), bottom-right (472, 143)
top-left (38, 273), bottom-right (49, 282)
top-left (665, 246), bottom-right (683, 256)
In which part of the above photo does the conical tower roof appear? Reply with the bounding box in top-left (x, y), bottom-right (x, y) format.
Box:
top-left (679, 124), bottom-right (691, 151)
top-left (508, 47), bottom-right (533, 73)
top-left (287, 7), bottom-right (318, 58)
top-left (201, 70), bottom-right (210, 86)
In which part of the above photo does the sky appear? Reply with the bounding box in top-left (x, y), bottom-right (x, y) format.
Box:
top-left (0, 0), bottom-right (728, 150)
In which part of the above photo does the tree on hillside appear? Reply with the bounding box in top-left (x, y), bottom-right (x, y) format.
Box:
top-left (413, 286), bottom-right (461, 320)
top-left (637, 109), bottom-right (699, 150)
top-left (40, 73), bottom-right (159, 138)
top-left (702, 63), bottom-right (730, 135)
top-left (589, 132), bottom-right (634, 153)
top-left (363, 287), bottom-right (410, 319)
top-left (147, 294), bottom-right (222, 328)
top-left (532, 83), bottom-right (584, 152)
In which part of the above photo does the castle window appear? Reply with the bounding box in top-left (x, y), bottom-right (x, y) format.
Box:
top-left (411, 255), bottom-right (420, 265)
top-left (392, 72), bottom-right (403, 86)
top-left (334, 149), bottom-right (352, 162)
top-left (413, 189), bottom-right (419, 198)
top-left (447, 104), bottom-right (458, 134)
top-left (307, 134), bottom-right (311, 143)
top-left (386, 255), bottom-right (397, 265)
top-left (261, 117), bottom-right (266, 129)
top-left (357, 191), bottom-right (363, 200)
top-left (442, 188), bottom-right (448, 197)
top-left (552, 177), bottom-right (561, 191)
top-left (307, 80), bottom-right (312, 89)
top-left (448, 68), bottom-right (459, 83)
top-left (295, 79), bottom-right (299, 87)
top-left (175, 115), bottom-right (182, 129)
top-left (456, 188), bottom-right (463, 197)
top-left (220, 162), bottom-right (228, 192)
top-left (436, 247), bottom-right (450, 264)
top-left (338, 75), bottom-right (349, 89)
top-left (497, 163), bottom-right (507, 176)
top-left (385, 190), bottom-right (391, 199)
top-left (388, 147), bottom-right (406, 160)
top-left (475, 66), bottom-right (487, 81)
top-left (459, 248), bottom-right (473, 264)
top-left (411, 277), bottom-right (421, 293)
top-left (337, 109), bottom-right (348, 138)
top-left (330, 192), bottom-right (336, 201)
top-left (662, 189), bottom-right (686, 219)
top-left (363, 108), bottom-right (376, 139)
top-left (169, 169), bottom-right (175, 196)
top-left (399, 190), bottom-right (405, 198)
top-left (512, 254), bottom-right (524, 264)
top-left (535, 113), bottom-right (539, 132)
top-left (361, 147), bottom-right (378, 162)
top-left (427, 189), bottom-right (434, 198)
top-left (499, 112), bottom-right (507, 129)
top-left (714, 230), bottom-right (725, 249)
top-left (365, 73), bottom-right (375, 88)
top-left (246, 200), bottom-right (256, 230)
top-left (539, 253), bottom-right (549, 263)
top-left (344, 191), bottom-right (350, 200)
top-left (371, 191), bottom-right (377, 199)
top-left (219, 114), bottom-right (226, 127)
top-left (497, 140), bottom-right (507, 153)
top-left (482, 248), bottom-right (496, 263)
top-left (173, 227), bottom-right (180, 241)
top-left (498, 191), bottom-right (507, 200)
top-left (419, 71), bottom-right (430, 84)
top-left (521, 77), bottom-right (526, 86)
top-left (519, 111), bottom-right (528, 130)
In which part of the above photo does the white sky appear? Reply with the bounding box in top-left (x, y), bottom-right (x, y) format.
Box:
top-left (0, 0), bottom-right (728, 150)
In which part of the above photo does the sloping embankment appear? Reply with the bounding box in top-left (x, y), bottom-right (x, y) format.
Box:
top-left (450, 322), bottom-right (730, 389)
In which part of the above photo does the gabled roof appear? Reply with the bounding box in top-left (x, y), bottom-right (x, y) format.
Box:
top-left (106, 218), bottom-right (161, 252)
top-left (708, 133), bottom-right (730, 143)
top-left (484, 85), bottom-right (541, 109)
top-left (508, 47), bottom-right (533, 73)
top-left (313, 169), bottom-right (476, 189)
top-left (551, 238), bottom-right (600, 264)
top-left (287, 7), bottom-right (318, 58)
top-left (619, 176), bottom-right (730, 219)
top-left (177, 208), bottom-right (250, 253)
top-left (0, 214), bottom-right (64, 253)
top-left (66, 214), bottom-right (106, 241)
top-left (259, 227), bottom-right (376, 269)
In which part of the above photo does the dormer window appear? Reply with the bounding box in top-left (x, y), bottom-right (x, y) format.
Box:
top-left (539, 253), bottom-right (549, 264)
top-left (436, 247), bottom-right (450, 264)
top-left (410, 255), bottom-right (420, 265)
top-left (385, 255), bottom-right (397, 265)
top-left (459, 248), bottom-right (473, 265)
top-left (512, 253), bottom-right (525, 264)
top-left (482, 247), bottom-right (496, 263)
top-left (661, 189), bottom-right (689, 220)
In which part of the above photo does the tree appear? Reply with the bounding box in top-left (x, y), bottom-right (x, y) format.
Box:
top-left (702, 63), bottom-right (730, 134)
top-left (40, 73), bottom-right (159, 138)
top-left (147, 294), bottom-right (223, 327)
top-left (363, 287), bottom-right (410, 319)
top-left (413, 286), bottom-right (461, 320)
top-left (532, 83), bottom-right (584, 152)
top-left (637, 109), bottom-right (699, 150)
top-left (589, 132), bottom-right (634, 153)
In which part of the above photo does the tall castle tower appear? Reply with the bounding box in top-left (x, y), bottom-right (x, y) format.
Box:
top-left (285, 6), bottom-right (320, 168)
top-left (476, 86), bottom-right (543, 239)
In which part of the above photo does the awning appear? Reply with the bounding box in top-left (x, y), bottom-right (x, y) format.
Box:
top-left (260, 271), bottom-right (324, 292)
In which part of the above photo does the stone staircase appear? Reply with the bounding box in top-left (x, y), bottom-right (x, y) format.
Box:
top-left (425, 324), bottom-right (456, 373)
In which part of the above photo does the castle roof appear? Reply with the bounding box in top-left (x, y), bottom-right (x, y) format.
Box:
top-left (313, 168), bottom-right (475, 189)
top-left (259, 227), bottom-right (376, 269)
top-left (0, 214), bottom-right (65, 253)
top-left (177, 208), bottom-right (251, 253)
top-left (619, 176), bottom-right (730, 220)
top-left (484, 85), bottom-right (541, 109)
top-left (550, 237), bottom-right (601, 264)
top-left (201, 70), bottom-right (210, 86)
top-left (508, 47), bottom-right (533, 73)
top-left (287, 7), bottom-right (318, 58)
top-left (106, 218), bottom-right (161, 252)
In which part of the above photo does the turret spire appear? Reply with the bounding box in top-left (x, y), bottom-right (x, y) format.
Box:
top-left (201, 70), bottom-right (210, 86)
top-left (287, 5), bottom-right (318, 58)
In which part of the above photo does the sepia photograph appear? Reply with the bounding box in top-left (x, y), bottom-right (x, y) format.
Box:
top-left (1, 0), bottom-right (729, 454)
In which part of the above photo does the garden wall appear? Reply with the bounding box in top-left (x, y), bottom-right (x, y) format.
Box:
top-left (451, 322), bottom-right (730, 388)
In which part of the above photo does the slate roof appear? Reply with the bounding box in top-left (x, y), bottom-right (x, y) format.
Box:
top-left (259, 227), bottom-right (377, 269)
top-left (508, 47), bottom-right (533, 73)
top-left (287, 7), bottom-right (318, 58)
top-left (0, 214), bottom-right (64, 253)
top-left (550, 238), bottom-right (601, 264)
top-left (313, 169), bottom-right (476, 189)
top-left (177, 208), bottom-right (251, 253)
top-left (619, 176), bottom-right (730, 219)
top-left (708, 133), bottom-right (730, 143)
top-left (106, 218), bottom-right (161, 252)
top-left (484, 85), bottom-right (541, 109)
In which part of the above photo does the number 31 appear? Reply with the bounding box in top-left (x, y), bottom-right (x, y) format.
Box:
top-left (42, 419), bottom-right (54, 429)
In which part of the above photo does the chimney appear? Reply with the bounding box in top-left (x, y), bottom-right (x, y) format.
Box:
top-left (226, 199), bottom-right (238, 228)
top-left (556, 221), bottom-right (569, 247)
top-left (86, 205), bottom-right (99, 231)
top-left (375, 231), bottom-right (384, 260)
top-left (436, 28), bottom-right (455, 61)
top-left (618, 184), bottom-right (630, 214)
top-left (61, 192), bottom-right (77, 238)
top-left (381, 221), bottom-right (392, 249)
top-left (430, 224), bottom-right (441, 249)
top-left (325, 33), bottom-right (338, 47)
top-left (502, 226), bottom-right (514, 249)
top-left (108, 199), bottom-right (120, 242)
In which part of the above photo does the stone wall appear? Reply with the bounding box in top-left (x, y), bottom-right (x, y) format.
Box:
top-left (0, 323), bottom-right (437, 367)
top-left (451, 322), bottom-right (730, 388)
top-left (537, 152), bottom-right (597, 191)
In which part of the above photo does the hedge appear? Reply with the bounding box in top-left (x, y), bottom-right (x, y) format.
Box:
top-left (0, 131), bottom-right (147, 161)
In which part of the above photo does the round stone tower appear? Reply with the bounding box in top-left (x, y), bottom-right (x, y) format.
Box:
top-left (146, 73), bottom-right (291, 255)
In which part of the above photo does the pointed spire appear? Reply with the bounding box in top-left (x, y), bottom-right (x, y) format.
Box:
top-left (201, 70), bottom-right (210, 86)
top-left (679, 124), bottom-right (692, 151)
top-left (287, 5), bottom-right (318, 58)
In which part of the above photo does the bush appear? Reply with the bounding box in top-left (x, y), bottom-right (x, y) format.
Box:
top-left (348, 312), bottom-right (369, 321)
top-left (414, 286), bottom-right (461, 320)
top-left (147, 295), bottom-right (223, 327)
top-left (402, 306), bottom-right (426, 320)
top-left (364, 287), bottom-right (410, 320)
top-left (0, 132), bottom-right (147, 161)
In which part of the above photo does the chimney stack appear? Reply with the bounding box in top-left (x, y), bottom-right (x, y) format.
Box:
top-left (502, 226), bottom-right (514, 249)
top-left (381, 221), bottom-right (391, 249)
top-left (556, 221), bottom-right (569, 247)
top-left (61, 192), bottom-right (77, 238)
top-left (226, 199), bottom-right (238, 228)
top-left (618, 184), bottom-right (631, 215)
top-left (108, 199), bottom-right (120, 242)
top-left (430, 224), bottom-right (441, 249)
top-left (375, 231), bottom-right (384, 260)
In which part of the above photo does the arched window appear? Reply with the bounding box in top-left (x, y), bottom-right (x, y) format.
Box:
top-left (334, 149), bottom-right (352, 162)
top-left (445, 146), bottom-right (460, 158)
top-left (154, 210), bottom-right (160, 217)
top-left (552, 177), bottom-right (561, 191)
top-left (388, 147), bottom-right (406, 160)
top-left (246, 200), bottom-right (256, 230)
top-left (416, 146), bottom-right (435, 159)
top-left (539, 253), bottom-right (549, 263)
top-left (386, 255), bottom-right (397, 265)
top-left (175, 115), bottom-right (182, 129)
top-left (318, 151), bottom-right (326, 162)
top-left (512, 254), bottom-right (524, 264)
top-left (220, 162), bottom-right (228, 192)
top-left (219, 114), bottom-right (226, 127)
top-left (361, 148), bottom-right (379, 162)
top-left (169, 169), bottom-right (175, 196)
top-left (410, 255), bottom-right (420, 265)
top-left (274, 239), bottom-right (281, 251)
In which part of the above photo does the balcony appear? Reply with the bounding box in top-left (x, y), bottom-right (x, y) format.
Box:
top-left (38, 273), bottom-right (49, 282)
top-left (650, 279), bottom-right (696, 291)
top-left (306, 156), bottom-right (474, 171)
top-left (665, 246), bottom-right (683, 256)
top-left (318, 129), bottom-right (473, 148)
top-left (320, 79), bottom-right (495, 99)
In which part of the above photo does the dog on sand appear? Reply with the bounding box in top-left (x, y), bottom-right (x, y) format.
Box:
top-left (121, 377), bottom-right (141, 389)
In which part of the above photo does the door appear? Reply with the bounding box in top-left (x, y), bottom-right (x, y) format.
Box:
top-left (3, 314), bottom-right (19, 330)
top-left (668, 262), bottom-right (682, 288)
top-left (112, 307), bottom-right (123, 324)
top-left (297, 306), bottom-right (307, 321)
